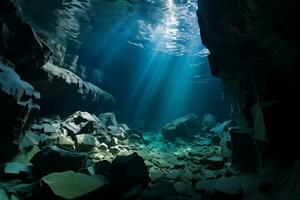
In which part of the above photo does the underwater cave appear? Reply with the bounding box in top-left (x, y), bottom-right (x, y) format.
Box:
top-left (0, 0), bottom-right (299, 199)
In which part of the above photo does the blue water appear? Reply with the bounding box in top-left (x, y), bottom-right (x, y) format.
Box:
top-left (75, 0), bottom-right (229, 128)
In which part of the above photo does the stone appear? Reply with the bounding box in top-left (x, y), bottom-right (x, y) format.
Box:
top-left (211, 135), bottom-right (221, 146)
top-left (141, 181), bottom-right (178, 200)
top-left (94, 160), bottom-right (111, 176)
top-left (75, 134), bottom-right (100, 150)
top-left (0, 189), bottom-right (9, 200)
top-left (119, 123), bottom-right (130, 131)
top-left (127, 134), bottom-right (144, 143)
top-left (229, 127), bottom-right (260, 171)
top-left (109, 152), bottom-right (150, 191)
top-left (162, 114), bottom-right (202, 141)
top-left (174, 181), bottom-right (194, 196)
top-left (30, 146), bottom-right (87, 175)
top-left (0, 60), bottom-right (40, 161)
top-left (64, 111), bottom-right (98, 135)
top-left (41, 171), bottom-right (107, 199)
top-left (205, 156), bottom-right (225, 170)
top-left (109, 146), bottom-right (121, 155)
top-left (31, 63), bottom-right (115, 117)
top-left (3, 162), bottom-right (32, 180)
top-left (98, 143), bottom-right (108, 151)
top-left (210, 120), bottom-right (235, 136)
top-left (43, 124), bottom-right (56, 134)
top-left (0, 0), bottom-right (51, 79)
top-left (18, 131), bottom-right (41, 149)
top-left (195, 179), bottom-right (217, 193)
top-left (108, 126), bottom-right (126, 140)
top-left (6, 182), bottom-right (38, 199)
top-left (99, 112), bottom-right (118, 127)
top-left (202, 113), bottom-right (217, 130)
top-left (213, 177), bottom-right (243, 200)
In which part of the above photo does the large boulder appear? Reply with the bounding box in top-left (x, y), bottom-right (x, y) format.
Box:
top-left (30, 146), bottom-right (87, 176)
top-left (162, 114), bottom-right (202, 141)
top-left (31, 63), bottom-right (115, 117)
top-left (0, 60), bottom-right (40, 161)
top-left (109, 152), bottom-right (150, 192)
top-left (0, 0), bottom-right (51, 80)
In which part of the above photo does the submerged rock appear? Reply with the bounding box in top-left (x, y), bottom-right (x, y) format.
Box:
top-left (31, 63), bottom-right (115, 117)
top-left (202, 113), bottom-right (217, 130)
top-left (75, 134), bottom-right (100, 150)
top-left (162, 114), bottom-right (202, 141)
top-left (0, 0), bottom-right (51, 80)
top-left (109, 152), bottom-right (150, 191)
top-left (0, 60), bottom-right (40, 160)
top-left (30, 146), bottom-right (87, 175)
top-left (41, 171), bottom-right (108, 199)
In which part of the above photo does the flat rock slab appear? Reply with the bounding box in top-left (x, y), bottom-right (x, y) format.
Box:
top-left (42, 171), bottom-right (107, 199)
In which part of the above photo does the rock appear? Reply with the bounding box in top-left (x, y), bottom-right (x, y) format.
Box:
top-left (127, 134), bottom-right (144, 143)
top-left (109, 146), bottom-right (121, 155)
top-left (210, 120), bottom-right (235, 136)
top-left (108, 126), bottom-right (126, 140)
top-left (3, 162), bottom-right (32, 180)
top-left (229, 127), bottom-right (260, 171)
top-left (30, 146), bottom-right (87, 175)
top-left (0, 188), bottom-right (9, 200)
top-left (213, 177), bottom-right (243, 200)
top-left (202, 113), bottom-right (217, 130)
top-left (162, 114), bottom-right (202, 141)
top-left (174, 181), bottom-right (194, 196)
top-left (43, 124), bottom-right (56, 134)
top-left (109, 137), bottom-right (119, 146)
top-left (0, 60), bottom-right (40, 161)
top-left (141, 181), bottom-right (178, 200)
top-left (205, 156), bottom-right (225, 170)
top-left (0, 0), bottom-right (51, 79)
top-left (119, 123), bottom-right (130, 131)
top-left (6, 182), bottom-right (38, 199)
top-left (78, 167), bottom-right (95, 176)
top-left (12, 145), bottom-right (40, 165)
top-left (195, 179), bottom-right (217, 193)
top-left (41, 171), bottom-right (108, 199)
top-left (109, 152), bottom-right (150, 191)
top-left (99, 112), bottom-right (118, 127)
top-left (211, 135), bottom-right (221, 146)
top-left (75, 134), bottom-right (100, 150)
top-left (31, 63), bottom-right (115, 117)
top-left (96, 133), bottom-right (111, 144)
top-left (18, 131), bottom-right (41, 149)
top-left (94, 160), bottom-right (111, 176)
top-left (63, 111), bottom-right (98, 135)
top-left (98, 143), bottom-right (108, 151)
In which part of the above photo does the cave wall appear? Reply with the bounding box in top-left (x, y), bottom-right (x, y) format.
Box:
top-left (197, 0), bottom-right (300, 159)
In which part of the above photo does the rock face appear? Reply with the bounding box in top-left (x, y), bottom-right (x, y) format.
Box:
top-left (197, 0), bottom-right (300, 159)
top-left (162, 114), bottom-right (201, 141)
top-left (31, 63), bottom-right (115, 116)
top-left (0, 0), bottom-right (51, 80)
top-left (0, 60), bottom-right (40, 161)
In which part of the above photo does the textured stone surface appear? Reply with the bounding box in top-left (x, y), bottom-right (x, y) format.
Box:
top-left (42, 171), bottom-right (107, 199)
top-left (31, 63), bottom-right (115, 116)
top-left (162, 114), bottom-right (201, 141)
top-left (0, 0), bottom-right (51, 80)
